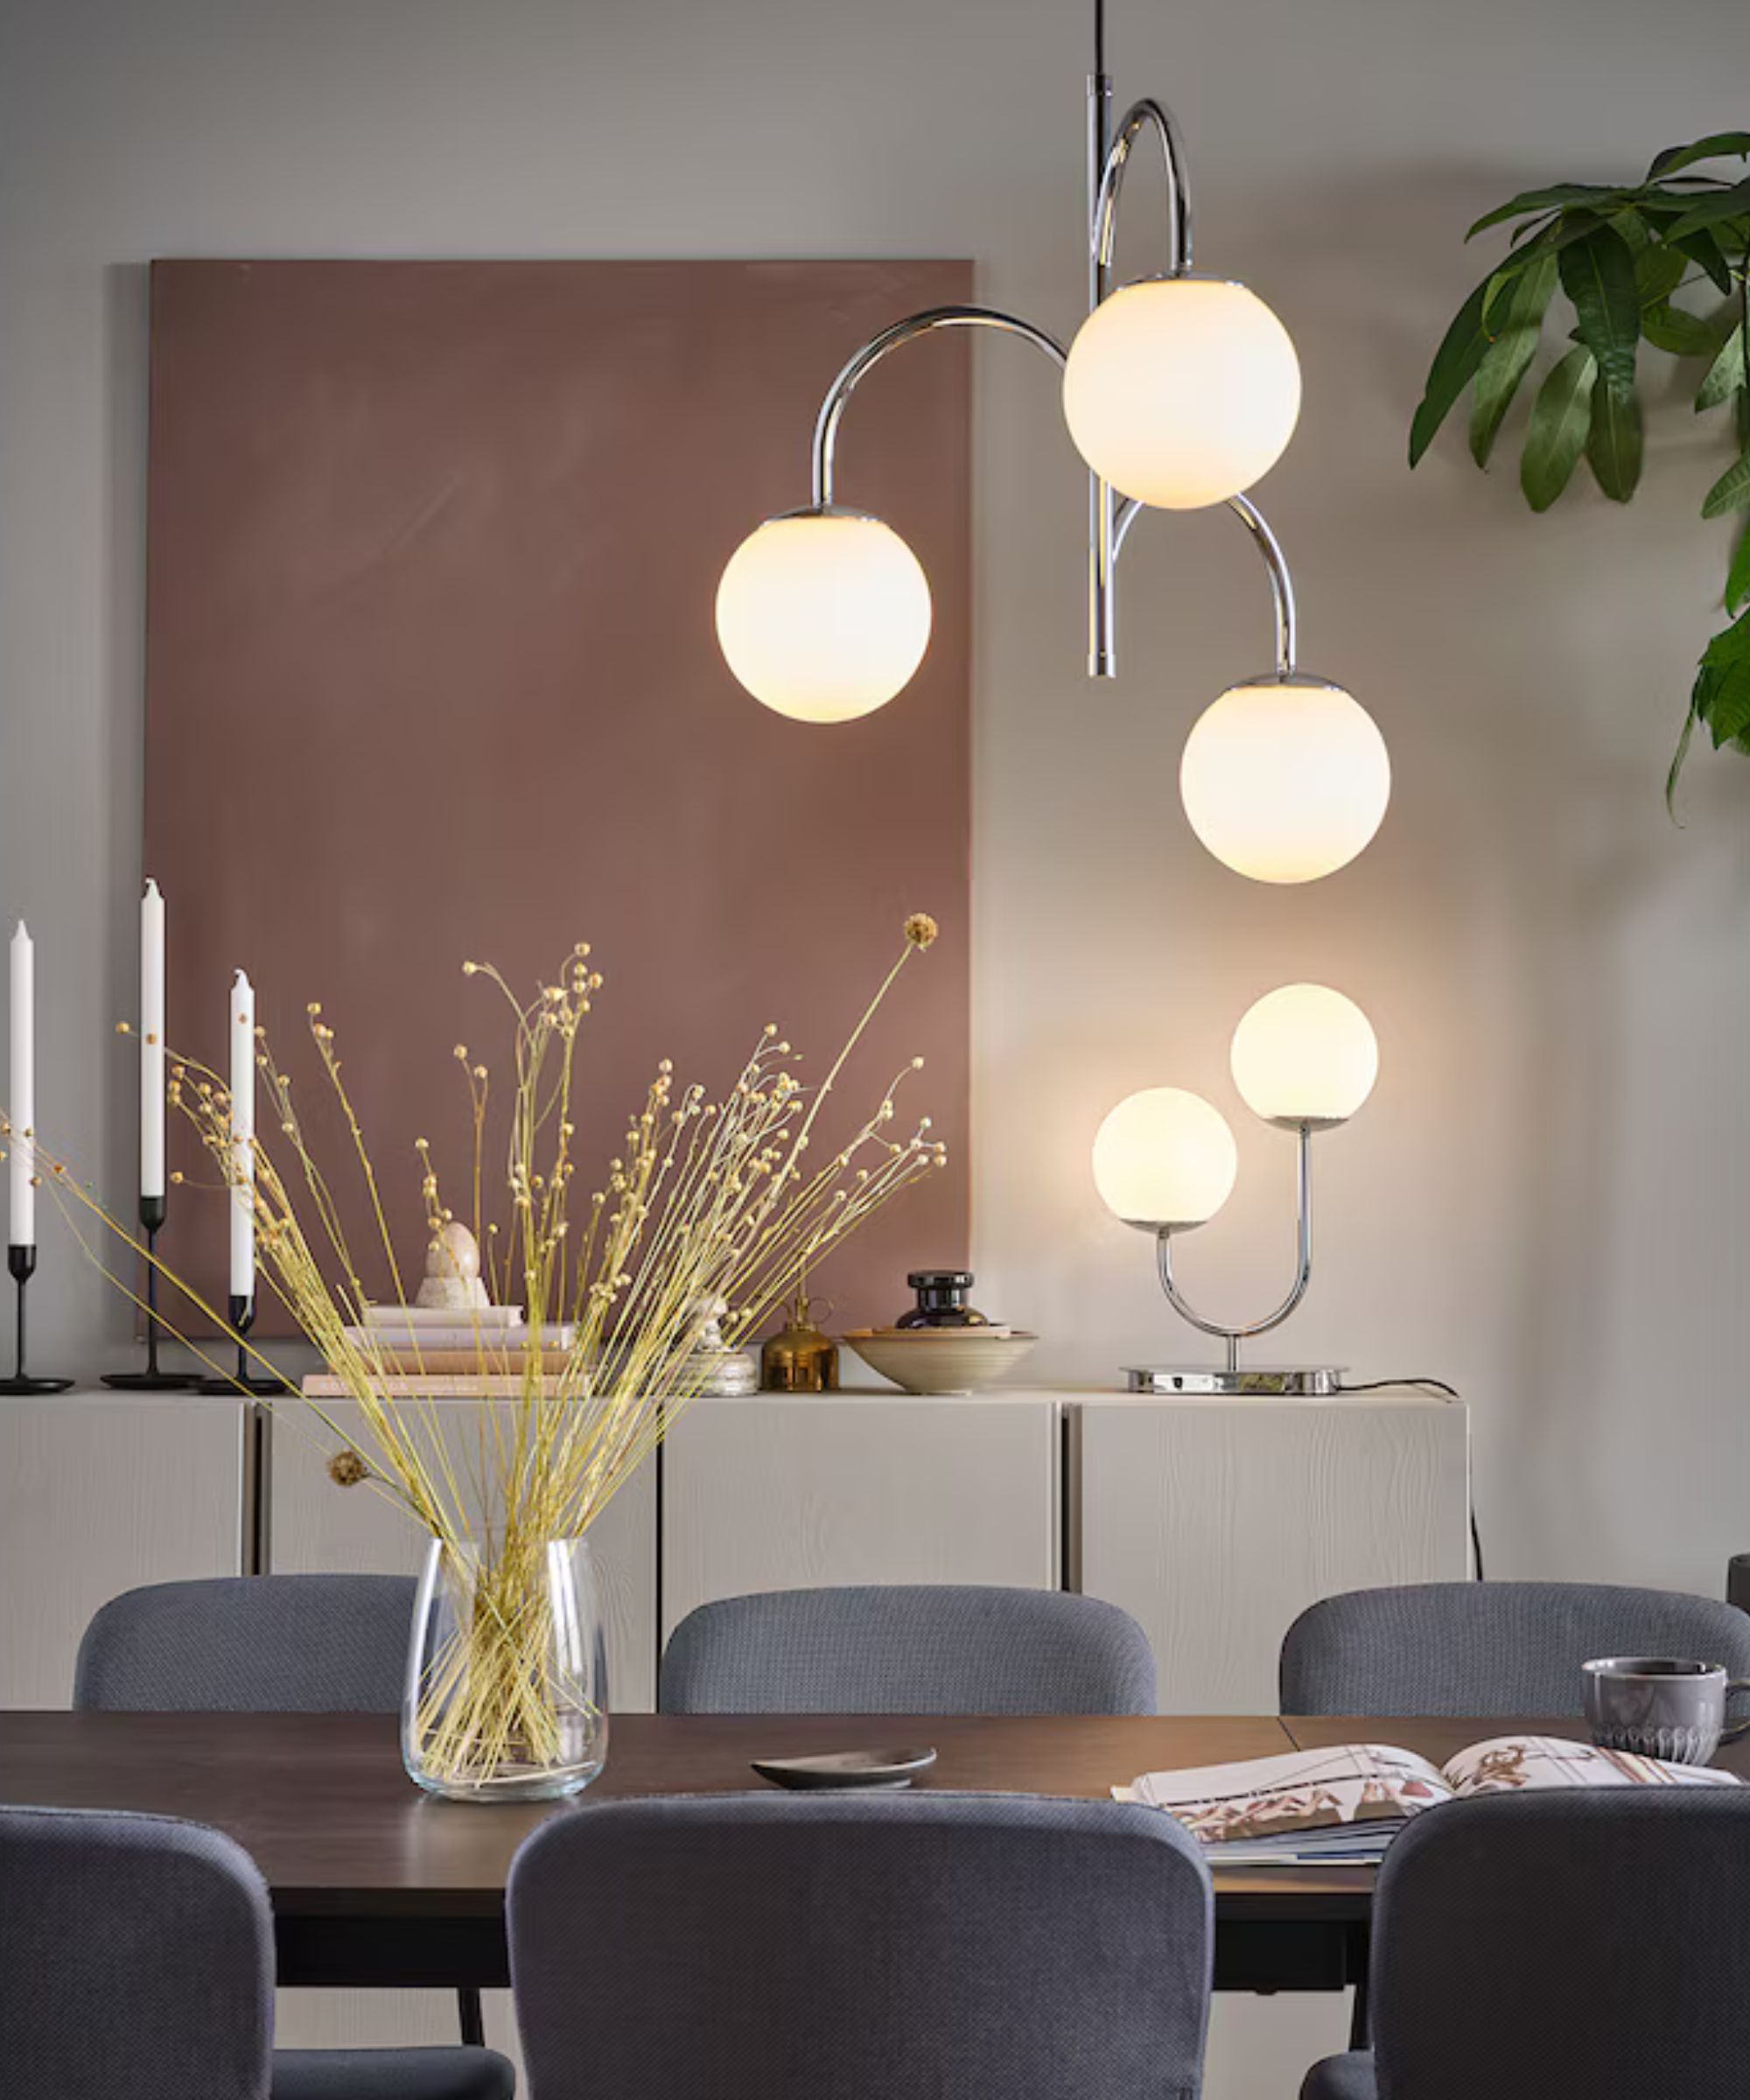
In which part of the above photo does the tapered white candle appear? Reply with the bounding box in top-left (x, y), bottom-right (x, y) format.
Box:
top-left (228, 969), bottom-right (255, 1299)
top-left (9, 925), bottom-right (34, 1247)
top-left (141, 882), bottom-right (165, 1202)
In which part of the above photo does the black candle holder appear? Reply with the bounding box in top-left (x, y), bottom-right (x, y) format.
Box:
top-left (102, 1195), bottom-right (195, 1391)
top-left (197, 1293), bottom-right (284, 1396)
top-left (0, 1243), bottom-right (74, 1394)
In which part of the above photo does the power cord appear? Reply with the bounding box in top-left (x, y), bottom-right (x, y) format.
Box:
top-left (1336, 1376), bottom-right (1483, 1581)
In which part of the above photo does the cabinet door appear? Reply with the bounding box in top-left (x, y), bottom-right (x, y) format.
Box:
top-left (662, 1396), bottom-right (1060, 1638)
top-left (1078, 1397), bottom-right (1470, 1714)
top-left (0, 1393), bottom-right (247, 1707)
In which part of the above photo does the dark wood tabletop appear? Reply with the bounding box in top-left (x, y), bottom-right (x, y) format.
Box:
top-left (10, 1708), bottom-right (1709, 1992)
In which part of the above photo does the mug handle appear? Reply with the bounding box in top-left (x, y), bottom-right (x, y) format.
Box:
top-left (1723, 1681), bottom-right (1750, 1743)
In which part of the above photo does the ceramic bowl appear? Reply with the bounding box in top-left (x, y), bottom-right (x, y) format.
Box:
top-left (842, 1327), bottom-right (1039, 1395)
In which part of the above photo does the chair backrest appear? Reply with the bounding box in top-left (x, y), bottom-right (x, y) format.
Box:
top-left (74, 1573), bottom-right (417, 1712)
top-left (1279, 1580), bottom-right (1750, 1717)
top-left (0, 1804), bottom-right (273, 2100)
top-left (1368, 1790), bottom-right (1750, 2100)
top-left (508, 1791), bottom-right (1211, 2100)
top-left (659, 1584), bottom-right (1158, 1714)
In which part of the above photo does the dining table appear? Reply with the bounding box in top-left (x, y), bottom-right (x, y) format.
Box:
top-left (8, 1707), bottom-right (1732, 1998)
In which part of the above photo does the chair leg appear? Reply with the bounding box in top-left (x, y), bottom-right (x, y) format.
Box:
top-left (457, 1985), bottom-right (486, 2048)
top-left (1348, 1973), bottom-right (1370, 2050)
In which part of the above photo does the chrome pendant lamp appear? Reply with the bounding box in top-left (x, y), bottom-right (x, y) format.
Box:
top-left (715, 0), bottom-right (1390, 886)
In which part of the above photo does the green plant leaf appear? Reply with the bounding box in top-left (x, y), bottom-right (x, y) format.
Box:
top-left (1726, 524), bottom-right (1750, 616)
top-left (1698, 616), bottom-right (1750, 744)
top-left (1469, 254), bottom-right (1558, 465)
top-left (1641, 300), bottom-right (1722, 357)
top-left (1559, 225), bottom-right (1642, 399)
top-left (1671, 227), bottom-right (1734, 294)
top-left (1634, 244), bottom-right (1689, 306)
top-left (1673, 613), bottom-right (1750, 808)
top-left (1667, 693), bottom-right (1700, 815)
top-left (1698, 326), bottom-right (1746, 410)
top-left (1469, 331), bottom-right (1542, 466)
top-left (1410, 276), bottom-right (1494, 466)
top-left (1702, 449), bottom-right (1750, 519)
top-left (1648, 133), bottom-right (1750, 179)
top-left (1666, 178), bottom-right (1750, 240)
top-left (1587, 378), bottom-right (1643, 500)
top-left (1521, 346), bottom-right (1598, 510)
top-left (1466, 185), bottom-right (1624, 237)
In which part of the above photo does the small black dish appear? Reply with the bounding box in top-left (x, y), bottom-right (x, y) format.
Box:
top-left (750, 1746), bottom-right (938, 1791)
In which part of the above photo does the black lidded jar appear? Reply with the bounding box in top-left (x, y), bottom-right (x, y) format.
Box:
top-left (895, 1270), bottom-right (990, 1329)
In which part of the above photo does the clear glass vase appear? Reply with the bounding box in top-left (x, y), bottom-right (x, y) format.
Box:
top-left (402, 1535), bottom-right (609, 1803)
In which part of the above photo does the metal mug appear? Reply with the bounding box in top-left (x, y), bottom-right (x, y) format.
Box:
top-left (1581, 1656), bottom-right (1750, 1765)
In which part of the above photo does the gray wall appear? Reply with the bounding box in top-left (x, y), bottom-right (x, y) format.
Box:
top-left (3, 0), bottom-right (1746, 1590)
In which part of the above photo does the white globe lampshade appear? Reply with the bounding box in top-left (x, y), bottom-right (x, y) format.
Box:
top-left (1061, 277), bottom-right (1302, 510)
top-left (1180, 678), bottom-right (1390, 884)
top-left (1229, 984), bottom-right (1378, 1130)
top-left (715, 510), bottom-right (932, 723)
top-left (1092, 1087), bottom-right (1238, 1232)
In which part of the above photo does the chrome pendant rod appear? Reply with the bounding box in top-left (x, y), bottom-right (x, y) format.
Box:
top-left (1154, 1123), bottom-right (1313, 1372)
top-left (1088, 66), bottom-right (1117, 678)
top-left (810, 305), bottom-right (1068, 510)
top-left (1111, 489), bottom-right (1299, 677)
top-left (1092, 97), bottom-right (1194, 280)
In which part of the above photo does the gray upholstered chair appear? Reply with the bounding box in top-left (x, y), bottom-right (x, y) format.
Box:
top-left (74, 1574), bottom-right (417, 1712)
top-left (508, 1791), bottom-right (1211, 2100)
top-left (0, 1805), bottom-right (513, 2100)
top-left (659, 1583), bottom-right (1158, 1713)
top-left (74, 1573), bottom-right (491, 2062)
top-left (1279, 1580), bottom-right (1750, 1717)
top-left (1302, 1789), bottom-right (1750, 2100)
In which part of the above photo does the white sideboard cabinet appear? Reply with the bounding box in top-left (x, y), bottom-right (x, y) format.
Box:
top-left (1, 1384), bottom-right (1470, 1715)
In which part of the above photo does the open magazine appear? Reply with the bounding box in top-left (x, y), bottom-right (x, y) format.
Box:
top-left (1116, 1737), bottom-right (1742, 1865)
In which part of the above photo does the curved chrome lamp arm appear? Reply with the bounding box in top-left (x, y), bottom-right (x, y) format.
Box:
top-left (1111, 489), bottom-right (1298, 677)
top-left (1154, 1123), bottom-right (1312, 1373)
top-left (1092, 96), bottom-right (1194, 288)
top-left (811, 305), bottom-right (1068, 509)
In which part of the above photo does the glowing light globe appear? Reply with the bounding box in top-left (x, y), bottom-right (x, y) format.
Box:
top-left (1180, 678), bottom-right (1390, 884)
top-left (1229, 984), bottom-right (1378, 1130)
top-left (1092, 1087), bottom-right (1238, 1232)
top-left (1062, 277), bottom-right (1302, 510)
top-left (715, 509), bottom-right (932, 723)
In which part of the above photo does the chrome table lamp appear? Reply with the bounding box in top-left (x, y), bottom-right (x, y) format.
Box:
top-left (1093, 984), bottom-right (1377, 1395)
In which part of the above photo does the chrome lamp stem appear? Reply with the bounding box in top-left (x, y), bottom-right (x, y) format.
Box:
top-left (1129, 1124), bottom-right (1340, 1397)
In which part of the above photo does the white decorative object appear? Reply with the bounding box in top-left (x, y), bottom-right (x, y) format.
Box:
top-left (415, 1220), bottom-right (492, 1311)
top-left (9, 922), bottom-right (34, 1246)
top-left (682, 1292), bottom-right (759, 1396)
top-left (140, 882), bottom-right (166, 1200)
top-left (228, 970), bottom-right (255, 1299)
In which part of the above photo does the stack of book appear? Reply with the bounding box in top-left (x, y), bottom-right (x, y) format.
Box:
top-left (337, 1304), bottom-right (577, 1376)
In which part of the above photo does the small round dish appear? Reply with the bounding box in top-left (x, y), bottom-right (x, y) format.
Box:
top-left (751, 1746), bottom-right (939, 1790)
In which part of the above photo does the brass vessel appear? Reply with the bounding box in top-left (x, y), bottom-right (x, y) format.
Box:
top-left (761, 1288), bottom-right (839, 1394)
